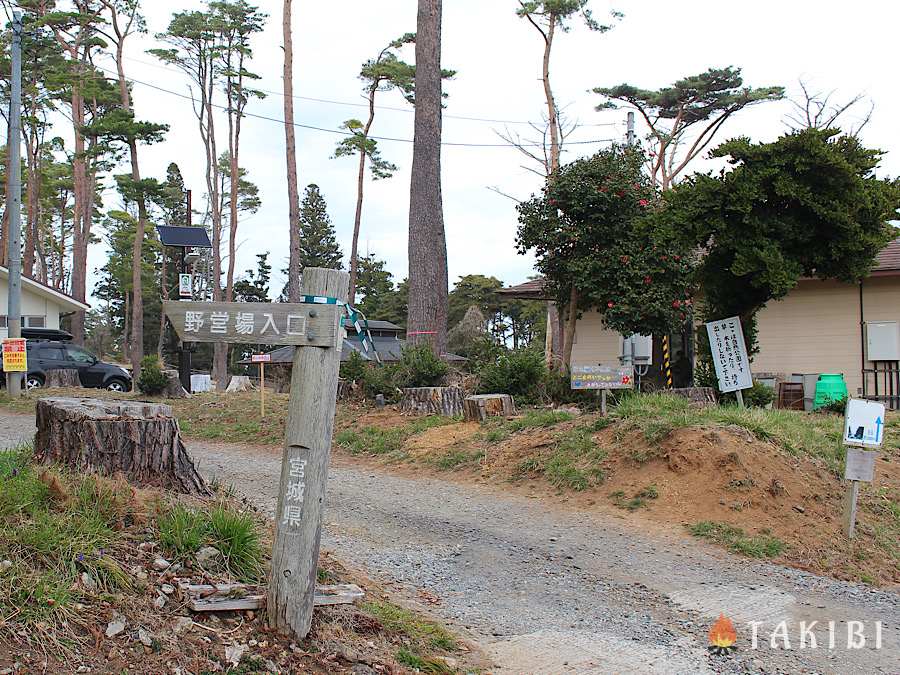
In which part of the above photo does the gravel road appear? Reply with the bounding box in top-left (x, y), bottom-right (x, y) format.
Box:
top-left (2, 412), bottom-right (897, 674)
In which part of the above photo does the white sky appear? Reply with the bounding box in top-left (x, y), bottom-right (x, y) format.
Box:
top-left (83, 0), bottom-right (900, 297)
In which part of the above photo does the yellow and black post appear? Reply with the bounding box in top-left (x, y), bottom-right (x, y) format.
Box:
top-left (662, 335), bottom-right (673, 389)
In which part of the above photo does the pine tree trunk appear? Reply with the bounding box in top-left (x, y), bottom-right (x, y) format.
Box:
top-left (283, 0), bottom-right (302, 302)
top-left (561, 286), bottom-right (578, 373)
top-left (542, 17), bottom-right (559, 175)
top-left (69, 85), bottom-right (87, 345)
top-left (407, 0), bottom-right (448, 356)
top-left (34, 397), bottom-right (209, 496)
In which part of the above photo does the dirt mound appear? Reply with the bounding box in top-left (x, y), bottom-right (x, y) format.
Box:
top-left (405, 422), bottom-right (482, 458)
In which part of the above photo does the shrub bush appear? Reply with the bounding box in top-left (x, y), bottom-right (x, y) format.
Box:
top-left (393, 343), bottom-right (448, 389)
top-left (477, 348), bottom-right (546, 403)
top-left (720, 380), bottom-right (774, 408)
top-left (340, 351), bottom-right (367, 383)
top-left (362, 364), bottom-right (399, 400)
top-left (137, 355), bottom-right (168, 395)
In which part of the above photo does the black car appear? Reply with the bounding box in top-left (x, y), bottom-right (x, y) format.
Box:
top-left (23, 340), bottom-right (132, 392)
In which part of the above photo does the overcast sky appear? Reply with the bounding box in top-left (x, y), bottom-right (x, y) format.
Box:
top-left (85, 0), bottom-right (899, 297)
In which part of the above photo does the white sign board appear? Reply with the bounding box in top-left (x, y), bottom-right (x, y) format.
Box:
top-left (706, 316), bottom-right (752, 393)
top-left (844, 448), bottom-right (878, 482)
top-left (571, 364), bottom-right (634, 390)
top-left (179, 273), bottom-right (193, 299)
top-left (251, 353), bottom-right (271, 363)
top-left (843, 398), bottom-right (886, 448)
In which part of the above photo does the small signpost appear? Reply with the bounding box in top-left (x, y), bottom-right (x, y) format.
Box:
top-left (1, 337), bottom-right (27, 372)
top-left (571, 364), bottom-right (634, 415)
top-left (842, 398), bottom-right (886, 538)
top-left (705, 316), bottom-right (752, 407)
top-left (251, 353), bottom-right (271, 416)
top-left (164, 267), bottom-right (349, 638)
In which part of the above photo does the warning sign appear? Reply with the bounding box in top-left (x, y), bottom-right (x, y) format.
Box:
top-left (2, 338), bottom-right (27, 372)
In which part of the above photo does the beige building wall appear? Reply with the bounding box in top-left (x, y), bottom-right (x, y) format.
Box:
top-left (753, 277), bottom-right (900, 396)
top-left (0, 278), bottom-right (63, 338)
top-left (571, 309), bottom-right (621, 365)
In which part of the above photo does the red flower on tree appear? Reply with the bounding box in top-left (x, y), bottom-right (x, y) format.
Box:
top-left (672, 299), bottom-right (682, 309)
top-left (644, 276), bottom-right (652, 284)
top-left (639, 199), bottom-right (649, 207)
top-left (607, 301), bottom-right (615, 309)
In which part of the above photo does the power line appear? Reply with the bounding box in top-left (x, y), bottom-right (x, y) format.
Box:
top-left (112, 53), bottom-right (621, 129)
top-left (94, 63), bottom-right (621, 149)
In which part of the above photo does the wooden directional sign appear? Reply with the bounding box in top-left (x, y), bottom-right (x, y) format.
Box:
top-left (163, 301), bottom-right (342, 348)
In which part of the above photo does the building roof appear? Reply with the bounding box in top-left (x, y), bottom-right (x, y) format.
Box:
top-left (343, 318), bottom-right (403, 332)
top-left (0, 266), bottom-right (90, 312)
top-left (499, 236), bottom-right (900, 297)
top-left (872, 237), bottom-right (900, 275)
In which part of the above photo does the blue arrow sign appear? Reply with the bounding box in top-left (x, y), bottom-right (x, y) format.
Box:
top-left (875, 416), bottom-right (883, 443)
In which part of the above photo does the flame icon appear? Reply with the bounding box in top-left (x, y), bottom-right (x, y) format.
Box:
top-left (708, 614), bottom-right (737, 654)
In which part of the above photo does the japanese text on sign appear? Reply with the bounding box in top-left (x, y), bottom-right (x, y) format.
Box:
top-left (571, 364), bottom-right (634, 390)
top-left (281, 458), bottom-right (308, 528)
top-left (2, 338), bottom-right (27, 372)
top-left (705, 317), bottom-right (752, 393)
top-left (163, 301), bottom-right (341, 347)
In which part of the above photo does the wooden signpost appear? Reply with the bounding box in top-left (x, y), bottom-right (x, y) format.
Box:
top-left (841, 398), bottom-right (886, 538)
top-left (251, 353), bottom-right (271, 416)
top-left (164, 267), bottom-right (349, 638)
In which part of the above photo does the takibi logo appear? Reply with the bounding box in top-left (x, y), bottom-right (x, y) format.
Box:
top-left (708, 614), bottom-right (738, 655)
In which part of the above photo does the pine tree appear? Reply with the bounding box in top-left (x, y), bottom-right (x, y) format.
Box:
top-left (355, 253), bottom-right (394, 317)
top-left (281, 184), bottom-right (343, 299)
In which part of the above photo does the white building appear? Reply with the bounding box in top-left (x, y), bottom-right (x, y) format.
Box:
top-left (0, 265), bottom-right (89, 338)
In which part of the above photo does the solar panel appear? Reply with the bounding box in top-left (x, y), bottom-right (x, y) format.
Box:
top-left (156, 225), bottom-right (213, 248)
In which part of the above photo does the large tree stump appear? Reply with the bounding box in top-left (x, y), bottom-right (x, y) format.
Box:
top-left (463, 394), bottom-right (517, 422)
top-left (34, 397), bottom-right (210, 495)
top-left (668, 387), bottom-right (717, 406)
top-left (44, 369), bottom-right (81, 389)
top-left (225, 375), bottom-right (252, 393)
top-left (399, 387), bottom-right (464, 416)
top-left (162, 369), bottom-right (189, 399)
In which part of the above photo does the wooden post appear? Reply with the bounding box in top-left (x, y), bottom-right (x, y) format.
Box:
top-left (845, 480), bottom-right (861, 538)
top-left (260, 361), bottom-right (265, 417)
top-left (735, 389), bottom-right (745, 408)
top-left (268, 268), bottom-right (348, 638)
top-left (601, 388), bottom-right (608, 416)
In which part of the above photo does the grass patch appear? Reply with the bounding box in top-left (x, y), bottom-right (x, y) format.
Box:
top-left (514, 422), bottom-right (606, 491)
top-left (157, 502), bottom-right (264, 582)
top-left (611, 485), bottom-right (659, 511)
top-left (689, 520), bottom-right (786, 558)
top-left (478, 409), bottom-right (574, 444)
top-left (612, 393), bottom-right (849, 474)
top-left (434, 449), bottom-right (485, 470)
top-left (361, 600), bottom-right (457, 653)
top-left (336, 416), bottom-right (458, 457)
top-left (395, 648), bottom-right (454, 674)
top-left (0, 446), bottom-right (129, 636)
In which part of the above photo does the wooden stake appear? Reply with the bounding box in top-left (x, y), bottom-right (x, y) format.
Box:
top-left (267, 267), bottom-right (349, 638)
top-left (260, 361), bottom-right (265, 417)
top-left (601, 388), bottom-right (608, 416)
top-left (845, 479), bottom-right (861, 539)
top-left (735, 389), bottom-right (745, 408)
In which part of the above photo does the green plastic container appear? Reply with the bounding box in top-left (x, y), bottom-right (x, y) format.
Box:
top-left (812, 374), bottom-right (848, 410)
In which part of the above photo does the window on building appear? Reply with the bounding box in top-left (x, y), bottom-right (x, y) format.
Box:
top-left (24, 316), bottom-right (46, 328)
top-left (0, 316), bottom-right (6, 328)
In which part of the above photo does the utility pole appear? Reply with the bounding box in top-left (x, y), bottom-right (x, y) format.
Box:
top-left (626, 111), bottom-right (635, 146)
top-left (5, 11), bottom-right (24, 397)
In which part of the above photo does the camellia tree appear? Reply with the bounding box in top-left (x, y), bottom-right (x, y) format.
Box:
top-left (517, 145), bottom-right (694, 370)
top-left (659, 129), bottom-right (900, 358)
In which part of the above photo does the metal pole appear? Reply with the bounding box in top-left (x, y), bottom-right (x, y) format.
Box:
top-left (626, 111), bottom-right (635, 146)
top-left (5, 12), bottom-right (24, 397)
top-left (179, 247), bottom-right (192, 391)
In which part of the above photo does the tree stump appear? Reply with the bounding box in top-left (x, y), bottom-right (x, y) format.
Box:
top-left (399, 387), bottom-right (464, 416)
top-left (44, 369), bottom-right (81, 389)
top-left (226, 375), bottom-right (252, 393)
top-left (34, 397), bottom-right (210, 495)
top-left (162, 370), bottom-right (189, 399)
top-left (463, 394), bottom-right (517, 422)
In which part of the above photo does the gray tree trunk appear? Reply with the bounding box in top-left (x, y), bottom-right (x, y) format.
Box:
top-left (406, 0), bottom-right (448, 356)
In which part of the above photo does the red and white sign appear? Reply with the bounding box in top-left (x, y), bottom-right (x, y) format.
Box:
top-left (251, 353), bottom-right (271, 364)
top-left (2, 338), bottom-right (27, 372)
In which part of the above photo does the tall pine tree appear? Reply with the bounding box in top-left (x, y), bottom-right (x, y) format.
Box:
top-left (281, 184), bottom-right (343, 299)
